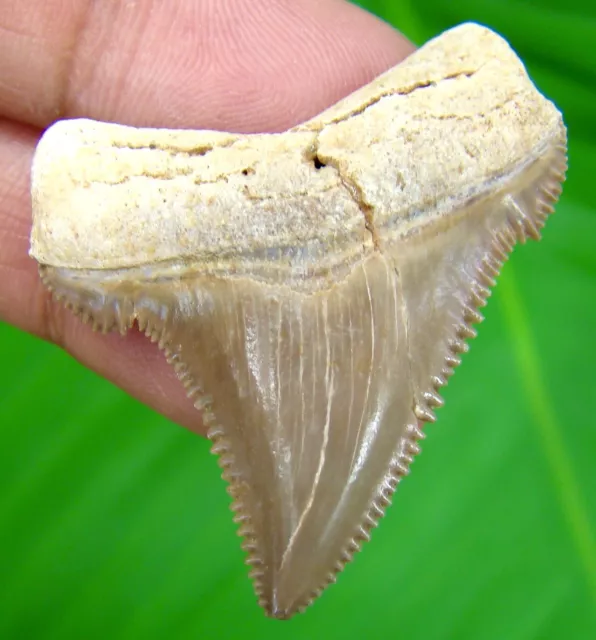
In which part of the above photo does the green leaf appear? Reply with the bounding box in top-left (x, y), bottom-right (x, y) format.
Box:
top-left (1, 1), bottom-right (594, 637)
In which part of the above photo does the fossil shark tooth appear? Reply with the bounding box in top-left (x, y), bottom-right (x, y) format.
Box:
top-left (29, 22), bottom-right (566, 619)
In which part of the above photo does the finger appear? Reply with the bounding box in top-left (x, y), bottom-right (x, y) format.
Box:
top-left (0, 0), bottom-right (413, 133)
top-left (0, 1), bottom-right (414, 435)
top-left (0, 119), bottom-right (197, 432)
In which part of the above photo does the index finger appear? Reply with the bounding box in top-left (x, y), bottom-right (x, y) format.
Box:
top-left (0, 0), bottom-right (413, 133)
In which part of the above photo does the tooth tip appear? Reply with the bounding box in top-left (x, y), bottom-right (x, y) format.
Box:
top-left (264, 604), bottom-right (297, 621)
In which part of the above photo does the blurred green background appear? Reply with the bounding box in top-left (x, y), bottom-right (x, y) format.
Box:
top-left (1, 0), bottom-right (595, 638)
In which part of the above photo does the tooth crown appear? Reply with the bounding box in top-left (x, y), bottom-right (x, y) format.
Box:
top-left (29, 22), bottom-right (567, 619)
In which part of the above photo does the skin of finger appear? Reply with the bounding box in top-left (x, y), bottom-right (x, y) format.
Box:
top-left (0, 120), bottom-right (197, 431)
top-left (0, 0), bottom-right (413, 131)
top-left (0, 0), bottom-right (414, 436)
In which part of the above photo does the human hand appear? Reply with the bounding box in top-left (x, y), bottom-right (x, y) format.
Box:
top-left (0, 0), bottom-right (413, 435)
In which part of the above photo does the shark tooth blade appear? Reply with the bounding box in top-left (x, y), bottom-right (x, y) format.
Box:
top-left (41, 253), bottom-right (418, 618)
top-left (389, 135), bottom-right (567, 416)
top-left (165, 255), bottom-right (415, 618)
